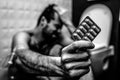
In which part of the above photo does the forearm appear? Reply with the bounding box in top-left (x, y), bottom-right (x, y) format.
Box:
top-left (58, 25), bottom-right (74, 47)
top-left (58, 18), bottom-right (75, 47)
top-left (15, 49), bottom-right (65, 76)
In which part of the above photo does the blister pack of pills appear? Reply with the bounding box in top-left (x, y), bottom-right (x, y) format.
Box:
top-left (72, 16), bottom-right (101, 42)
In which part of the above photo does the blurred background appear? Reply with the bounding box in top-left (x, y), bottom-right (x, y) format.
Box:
top-left (0, 0), bottom-right (119, 80)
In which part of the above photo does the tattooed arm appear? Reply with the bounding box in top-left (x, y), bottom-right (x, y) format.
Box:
top-left (58, 19), bottom-right (75, 47)
top-left (12, 32), bottom-right (65, 76)
top-left (12, 31), bottom-right (94, 79)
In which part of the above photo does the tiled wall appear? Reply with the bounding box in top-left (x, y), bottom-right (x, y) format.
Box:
top-left (0, 0), bottom-right (72, 80)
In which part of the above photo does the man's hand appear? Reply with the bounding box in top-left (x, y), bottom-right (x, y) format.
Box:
top-left (61, 40), bottom-right (94, 78)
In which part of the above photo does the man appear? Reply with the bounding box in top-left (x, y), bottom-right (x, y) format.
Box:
top-left (9, 4), bottom-right (94, 80)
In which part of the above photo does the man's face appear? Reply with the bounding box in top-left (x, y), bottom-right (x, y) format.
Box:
top-left (43, 12), bottom-right (63, 38)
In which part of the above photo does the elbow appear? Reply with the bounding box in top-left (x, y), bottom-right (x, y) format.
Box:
top-left (15, 48), bottom-right (27, 59)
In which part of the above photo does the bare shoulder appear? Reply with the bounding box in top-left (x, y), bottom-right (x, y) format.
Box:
top-left (13, 31), bottom-right (31, 42)
top-left (12, 31), bottom-right (31, 51)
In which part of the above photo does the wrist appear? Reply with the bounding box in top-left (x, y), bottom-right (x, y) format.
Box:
top-left (50, 57), bottom-right (61, 67)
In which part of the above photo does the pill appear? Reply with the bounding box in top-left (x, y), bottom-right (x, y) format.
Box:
top-left (82, 22), bottom-right (90, 30)
top-left (86, 33), bottom-right (94, 41)
top-left (72, 33), bottom-right (81, 40)
top-left (85, 18), bottom-right (93, 26)
top-left (79, 26), bottom-right (87, 34)
top-left (82, 36), bottom-right (91, 41)
top-left (91, 25), bottom-right (101, 33)
top-left (89, 29), bottom-right (97, 37)
top-left (76, 29), bottom-right (84, 38)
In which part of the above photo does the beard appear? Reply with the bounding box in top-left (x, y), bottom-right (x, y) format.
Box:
top-left (42, 28), bottom-right (57, 40)
top-left (42, 25), bottom-right (60, 39)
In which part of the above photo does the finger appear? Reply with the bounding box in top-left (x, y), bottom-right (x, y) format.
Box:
top-left (68, 68), bottom-right (90, 78)
top-left (64, 59), bottom-right (91, 70)
top-left (62, 52), bottom-right (90, 63)
top-left (48, 64), bottom-right (65, 76)
top-left (62, 40), bottom-right (94, 53)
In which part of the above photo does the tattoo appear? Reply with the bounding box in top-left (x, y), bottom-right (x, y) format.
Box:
top-left (16, 49), bottom-right (65, 76)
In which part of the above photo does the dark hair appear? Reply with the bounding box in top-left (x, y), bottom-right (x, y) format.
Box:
top-left (37, 4), bottom-right (60, 26)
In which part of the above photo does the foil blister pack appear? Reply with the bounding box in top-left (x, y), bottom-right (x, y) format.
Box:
top-left (72, 16), bottom-right (101, 41)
